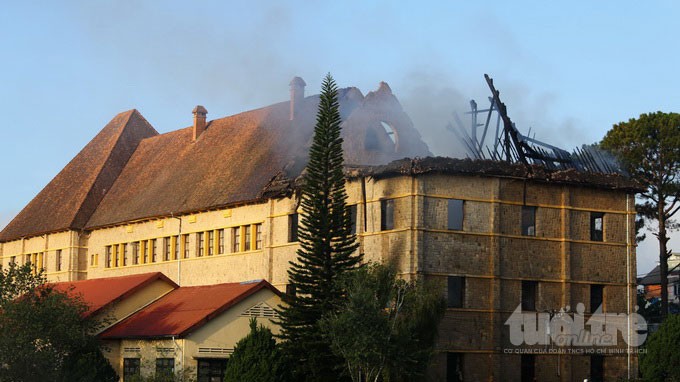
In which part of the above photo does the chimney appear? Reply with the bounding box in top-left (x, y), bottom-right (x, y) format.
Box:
top-left (192, 105), bottom-right (208, 141)
top-left (289, 76), bottom-right (306, 120)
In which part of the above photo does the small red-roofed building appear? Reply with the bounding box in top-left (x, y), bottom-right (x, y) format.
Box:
top-left (99, 279), bottom-right (282, 381)
top-left (51, 272), bottom-right (178, 332)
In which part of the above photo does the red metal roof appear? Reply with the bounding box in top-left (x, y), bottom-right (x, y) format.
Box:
top-left (99, 280), bottom-right (279, 339)
top-left (51, 272), bottom-right (178, 317)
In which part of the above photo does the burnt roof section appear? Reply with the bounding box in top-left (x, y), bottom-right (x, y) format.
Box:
top-left (0, 110), bottom-right (158, 242)
top-left (82, 83), bottom-right (430, 230)
top-left (346, 157), bottom-right (642, 192)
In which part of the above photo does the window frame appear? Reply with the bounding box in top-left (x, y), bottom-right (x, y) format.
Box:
top-left (288, 213), bottom-right (299, 243)
top-left (447, 199), bottom-right (464, 231)
top-left (590, 284), bottom-right (604, 313)
top-left (156, 357), bottom-right (175, 376)
top-left (380, 199), bottom-right (395, 231)
top-left (521, 280), bottom-right (538, 311)
top-left (590, 212), bottom-right (604, 241)
top-left (521, 206), bottom-right (536, 236)
top-left (447, 276), bottom-right (465, 308)
top-left (123, 358), bottom-right (141, 380)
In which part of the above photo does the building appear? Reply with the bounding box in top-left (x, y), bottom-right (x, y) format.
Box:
top-left (638, 252), bottom-right (680, 305)
top-left (0, 78), bottom-right (640, 381)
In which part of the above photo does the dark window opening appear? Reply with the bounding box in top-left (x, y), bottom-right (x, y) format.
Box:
top-left (156, 358), bottom-right (175, 376)
top-left (521, 206), bottom-right (536, 236)
top-left (590, 355), bottom-right (604, 382)
top-left (521, 281), bottom-right (537, 311)
top-left (448, 199), bottom-right (464, 231)
top-left (123, 358), bottom-right (140, 380)
top-left (349, 204), bottom-right (357, 234)
top-left (197, 358), bottom-right (227, 382)
top-left (590, 212), bottom-right (604, 241)
top-left (447, 276), bottom-right (465, 308)
top-left (288, 214), bottom-right (299, 242)
top-left (590, 284), bottom-right (604, 313)
top-left (381, 199), bottom-right (395, 231)
top-left (521, 354), bottom-right (535, 382)
top-left (55, 249), bottom-right (62, 271)
top-left (286, 283), bottom-right (296, 297)
top-left (446, 352), bottom-right (463, 382)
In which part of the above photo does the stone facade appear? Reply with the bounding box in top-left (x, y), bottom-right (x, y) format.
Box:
top-left (0, 171), bottom-right (638, 381)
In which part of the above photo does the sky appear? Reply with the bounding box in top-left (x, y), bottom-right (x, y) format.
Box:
top-left (1, 1), bottom-right (679, 276)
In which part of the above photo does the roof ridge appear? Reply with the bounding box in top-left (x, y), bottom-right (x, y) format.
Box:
top-left (71, 110), bottom-right (158, 230)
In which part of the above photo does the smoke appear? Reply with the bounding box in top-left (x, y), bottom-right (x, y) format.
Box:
top-left (397, 70), bottom-right (470, 158)
top-left (70, 2), bottom-right (305, 127)
top-left (397, 71), bottom-right (592, 159)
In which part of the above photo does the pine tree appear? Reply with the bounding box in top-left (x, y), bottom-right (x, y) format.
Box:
top-left (277, 74), bottom-right (361, 381)
top-left (224, 318), bottom-right (288, 382)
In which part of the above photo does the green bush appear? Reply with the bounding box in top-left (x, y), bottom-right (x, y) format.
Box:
top-left (639, 314), bottom-right (680, 381)
top-left (224, 318), bottom-right (288, 382)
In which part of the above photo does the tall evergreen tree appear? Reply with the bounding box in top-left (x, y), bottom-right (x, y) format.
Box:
top-left (277, 74), bottom-right (361, 381)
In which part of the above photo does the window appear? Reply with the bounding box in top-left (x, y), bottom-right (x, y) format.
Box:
top-left (286, 283), bottom-right (296, 297)
top-left (590, 355), bottom-right (604, 382)
top-left (349, 204), bottom-right (357, 234)
top-left (197, 359), bottom-right (227, 382)
top-left (521, 354), bottom-right (535, 382)
top-left (591, 284), bottom-right (604, 313)
top-left (55, 249), bottom-right (62, 271)
top-left (381, 199), bottom-right (395, 231)
top-left (446, 353), bottom-right (463, 382)
top-left (105, 246), bottom-right (112, 268)
top-left (164, 237), bottom-right (171, 261)
top-left (173, 235), bottom-right (180, 260)
top-left (244, 226), bottom-right (252, 251)
top-left (448, 199), bottom-right (464, 231)
top-left (183, 234), bottom-right (190, 258)
top-left (156, 358), bottom-right (175, 376)
top-left (197, 232), bottom-right (205, 257)
top-left (232, 227), bottom-right (241, 252)
top-left (218, 229), bottom-right (225, 254)
top-left (142, 240), bottom-right (149, 263)
top-left (10, 256), bottom-right (15, 265)
top-left (132, 242), bottom-right (140, 265)
top-left (590, 212), bottom-right (604, 241)
top-left (521, 206), bottom-right (536, 236)
top-left (521, 281), bottom-right (538, 311)
top-left (288, 214), bottom-right (299, 242)
top-left (123, 358), bottom-right (141, 380)
top-left (208, 230), bottom-right (214, 256)
top-left (114, 245), bottom-right (119, 267)
top-left (447, 276), bottom-right (465, 308)
top-left (151, 239), bottom-right (158, 262)
top-left (122, 244), bottom-right (128, 266)
top-left (255, 224), bottom-right (263, 250)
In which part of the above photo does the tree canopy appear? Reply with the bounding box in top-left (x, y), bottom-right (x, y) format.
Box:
top-left (224, 318), bottom-right (288, 382)
top-left (601, 111), bottom-right (680, 318)
top-left (276, 73), bottom-right (362, 381)
top-left (320, 263), bottom-right (446, 382)
top-left (639, 313), bottom-right (680, 381)
top-left (0, 262), bottom-right (117, 382)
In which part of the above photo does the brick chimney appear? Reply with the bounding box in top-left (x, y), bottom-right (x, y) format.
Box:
top-left (192, 105), bottom-right (208, 141)
top-left (289, 76), bottom-right (306, 120)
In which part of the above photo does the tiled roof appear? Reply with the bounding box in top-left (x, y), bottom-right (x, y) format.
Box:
top-left (99, 280), bottom-right (279, 339)
top-left (0, 82), bottom-right (431, 240)
top-left (51, 272), bottom-right (178, 317)
top-left (0, 110), bottom-right (158, 242)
